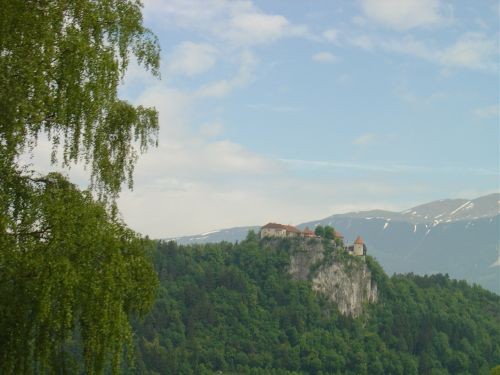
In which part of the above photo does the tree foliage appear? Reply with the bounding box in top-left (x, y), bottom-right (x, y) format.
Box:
top-left (314, 225), bottom-right (336, 240)
top-left (132, 238), bottom-right (500, 374)
top-left (314, 225), bottom-right (324, 237)
top-left (323, 225), bottom-right (335, 240)
top-left (0, 1), bottom-right (160, 373)
top-left (0, 0), bottom-right (160, 198)
top-left (0, 172), bottom-right (158, 374)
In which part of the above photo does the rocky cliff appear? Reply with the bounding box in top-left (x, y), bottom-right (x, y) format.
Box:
top-left (169, 194), bottom-right (499, 294)
top-left (311, 259), bottom-right (378, 317)
top-left (265, 238), bottom-right (378, 317)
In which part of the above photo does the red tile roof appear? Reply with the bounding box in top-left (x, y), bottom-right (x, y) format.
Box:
top-left (262, 223), bottom-right (300, 233)
top-left (262, 223), bottom-right (287, 230)
top-left (354, 236), bottom-right (364, 245)
top-left (303, 227), bottom-right (315, 236)
top-left (284, 225), bottom-right (301, 233)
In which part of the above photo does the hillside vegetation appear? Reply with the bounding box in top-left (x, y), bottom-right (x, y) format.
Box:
top-left (131, 234), bottom-right (500, 374)
top-left (169, 195), bottom-right (500, 294)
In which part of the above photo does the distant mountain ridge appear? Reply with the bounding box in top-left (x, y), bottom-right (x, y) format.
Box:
top-left (169, 226), bottom-right (261, 245)
top-left (333, 193), bottom-right (499, 224)
top-left (166, 193), bottom-right (500, 293)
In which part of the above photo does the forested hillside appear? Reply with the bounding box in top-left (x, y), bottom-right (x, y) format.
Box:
top-left (131, 234), bottom-right (500, 374)
top-left (168, 194), bottom-right (500, 294)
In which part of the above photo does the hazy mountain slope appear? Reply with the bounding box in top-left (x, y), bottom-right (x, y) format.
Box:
top-left (301, 215), bottom-right (499, 293)
top-left (170, 226), bottom-right (260, 245)
top-left (337, 193), bottom-right (499, 224)
top-left (165, 194), bottom-right (500, 293)
top-left (403, 193), bottom-right (499, 222)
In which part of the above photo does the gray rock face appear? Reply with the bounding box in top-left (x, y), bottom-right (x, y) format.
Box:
top-left (164, 194), bottom-right (499, 293)
top-left (302, 215), bottom-right (499, 294)
top-left (288, 239), bottom-right (325, 280)
top-left (311, 260), bottom-right (378, 317)
top-left (285, 238), bottom-right (378, 317)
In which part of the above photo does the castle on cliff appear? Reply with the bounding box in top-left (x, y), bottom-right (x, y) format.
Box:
top-left (260, 223), bottom-right (366, 257)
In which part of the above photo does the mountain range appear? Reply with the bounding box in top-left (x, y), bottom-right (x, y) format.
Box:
top-left (167, 193), bottom-right (500, 293)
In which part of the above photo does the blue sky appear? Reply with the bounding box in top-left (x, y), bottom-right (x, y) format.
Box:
top-left (111, 0), bottom-right (498, 236)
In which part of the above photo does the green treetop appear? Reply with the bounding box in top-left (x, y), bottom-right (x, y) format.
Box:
top-left (0, 1), bottom-right (160, 373)
top-left (324, 225), bottom-right (335, 240)
top-left (0, 0), bottom-right (160, 198)
top-left (314, 225), bottom-right (325, 237)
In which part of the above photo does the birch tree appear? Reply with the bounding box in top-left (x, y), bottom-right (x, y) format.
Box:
top-left (0, 1), bottom-right (160, 373)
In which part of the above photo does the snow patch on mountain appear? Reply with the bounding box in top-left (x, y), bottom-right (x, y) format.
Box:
top-left (450, 201), bottom-right (472, 216)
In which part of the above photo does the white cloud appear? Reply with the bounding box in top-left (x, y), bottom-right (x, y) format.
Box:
top-left (195, 50), bottom-right (258, 97)
top-left (224, 13), bottom-right (290, 45)
top-left (473, 105), bottom-right (499, 119)
top-left (18, 137), bottom-right (90, 188)
top-left (349, 2), bottom-right (497, 72)
top-left (323, 28), bottom-right (339, 43)
top-left (438, 33), bottom-right (498, 71)
top-left (117, 157), bottom-right (427, 237)
top-left (21, 2), bottom-right (497, 240)
top-left (379, 37), bottom-right (433, 60)
top-left (312, 52), bottom-right (338, 63)
top-left (349, 35), bottom-right (377, 51)
top-left (350, 33), bottom-right (498, 72)
top-left (144, 0), bottom-right (309, 46)
top-left (120, 57), bottom-right (159, 93)
top-left (360, 0), bottom-right (447, 30)
top-left (199, 122), bottom-right (224, 137)
top-left (128, 84), bottom-right (274, 178)
top-left (279, 158), bottom-right (498, 176)
top-left (395, 85), bottom-right (448, 106)
top-left (351, 16), bottom-right (367, 27)
top-left (166, 42), bottom-right (217, 77)
top-left (336, 73), bottom-right (351, 84)
top-left (247, 104), bottom-right (302, 112)
top-left (114, 69), bottom-right (430, 238)
top-left (353, 133), bottom-right (377, 145)
top-left (112, 76), bottom-right (289, 237)
top-left (280, 158), bottom-right (423, 173)
top-left (24, 129), bottom-right (491, 239)
top-left (132, 85), bottom-right (192, 140)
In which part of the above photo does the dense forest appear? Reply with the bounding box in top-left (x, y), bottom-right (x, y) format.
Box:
top-left (2, 2), bottom-right (499, 375)
top-left (130, 234), bottom-right (500, 374)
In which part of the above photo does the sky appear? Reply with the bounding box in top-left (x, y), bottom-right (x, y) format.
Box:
top-left (33, 0), bottom-right (500, 238)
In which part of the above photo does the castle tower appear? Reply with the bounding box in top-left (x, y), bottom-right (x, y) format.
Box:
top-left (353, 236), bottom-right (364, 256)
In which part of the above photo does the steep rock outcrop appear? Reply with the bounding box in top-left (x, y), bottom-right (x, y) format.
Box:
top-left (311, 259), bottom-right (377, 317)
top-left (287, 239), bottom-right (324, 280)
top-left (274, 238), bottom-right (378, 317)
